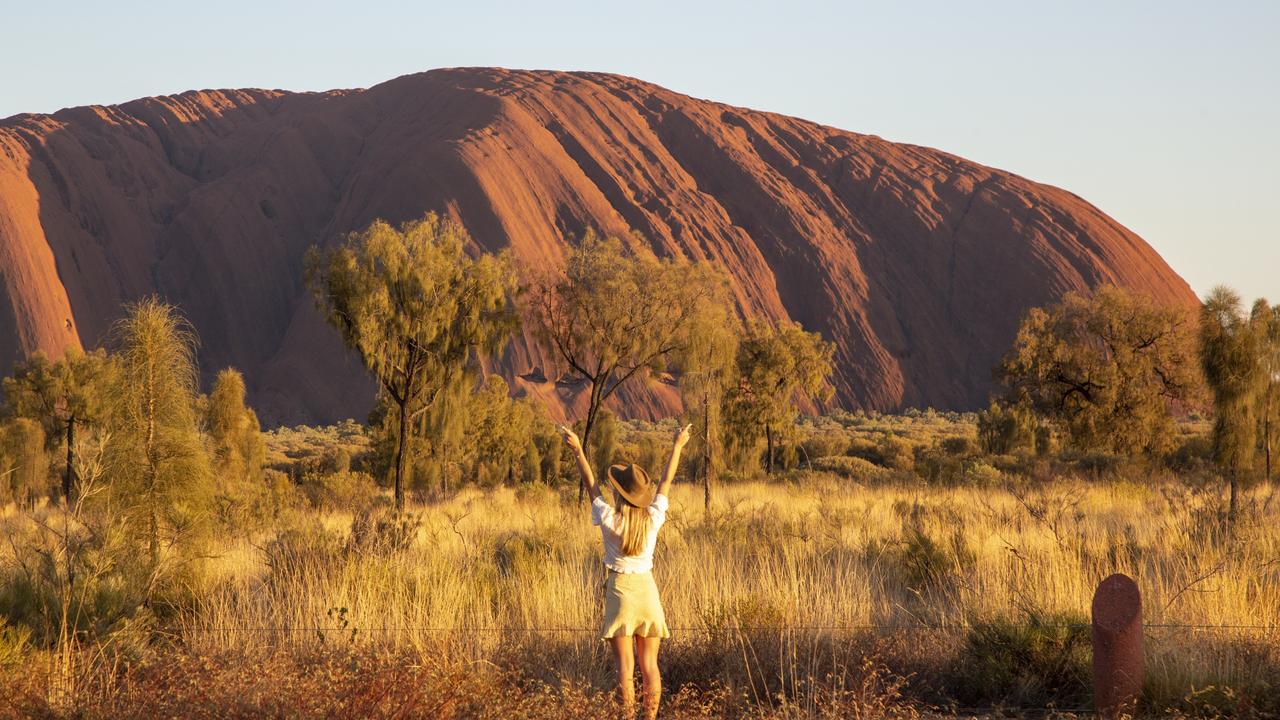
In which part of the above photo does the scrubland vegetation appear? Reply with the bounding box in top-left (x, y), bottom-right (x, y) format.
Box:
top-left (1, 216), bottom-right (1278, 718)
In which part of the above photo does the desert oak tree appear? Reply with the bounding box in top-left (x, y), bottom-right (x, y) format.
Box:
top-left (307, 214), bottom-right (516, 509)
top-left (724, 320), bottom-right (834, 475)
top-left (529, 234), bottom-right (719, 500)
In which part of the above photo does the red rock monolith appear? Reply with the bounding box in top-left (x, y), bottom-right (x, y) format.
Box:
top-left (1092, 573), bottom-right (1143, 717)
top-left (0, 69), bottom-right (1199, 424)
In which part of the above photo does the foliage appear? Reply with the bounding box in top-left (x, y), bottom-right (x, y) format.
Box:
top-left (0, 418), bottom-right (48, 506)
top-left (206, 368), bottom-right (266, 484)
top-left (105, 297), bottom-right (215, 580)
top-left (587, 407), bottom-right (618, 475)
top-left (723, 320), bottom-right (834, 474)
top-left (300, 470), bottom-right (380, 514)
top-left (307, 213), bottom-right (517, 508)
top-left (675, 272), bottom-right (740, 510)
top-left (1198, 285), bottom-right (1280, 520)
top-left (1250, 299), bottom-right (1280, 482)
top-left (958, 612), bottom-right (1091, 707)
top-left (2, 347), bottom-right (116, 502)
top-left (998, 285), bottom-right (1200, 457)
top-left (976, 399), bottom-right (1034, 455)
top-left (528, 233), bottom-right (720, 496)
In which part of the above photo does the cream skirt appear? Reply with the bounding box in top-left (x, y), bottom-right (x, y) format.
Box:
top-left (601, 570), bottom-right (670, 640)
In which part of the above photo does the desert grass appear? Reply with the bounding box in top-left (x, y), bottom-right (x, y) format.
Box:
top-left (153, 472), bottom-right (1279, 713)
top-left (3, 455), bottom-right (1277, 717)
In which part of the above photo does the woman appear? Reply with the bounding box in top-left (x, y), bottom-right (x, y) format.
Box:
top-left (560, 422), bottom-right (691, 720)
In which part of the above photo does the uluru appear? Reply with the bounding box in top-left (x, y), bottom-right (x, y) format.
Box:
top-left (0, 67), bottom-right (1196, 425)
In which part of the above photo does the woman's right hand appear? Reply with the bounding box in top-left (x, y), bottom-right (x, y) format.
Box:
top-left (673, 423), bottom-right (693, 451)
top-left (558, 425), bottom-right (583, 454)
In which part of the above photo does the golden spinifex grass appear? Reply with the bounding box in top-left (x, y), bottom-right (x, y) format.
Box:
top-left (165, 474), bottom-right (1279, 708)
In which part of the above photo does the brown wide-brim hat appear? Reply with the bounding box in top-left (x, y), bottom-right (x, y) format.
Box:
top-left (606, 463), bottom-right (655, 508)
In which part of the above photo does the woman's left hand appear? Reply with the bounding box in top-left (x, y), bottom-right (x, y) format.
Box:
top-left (559, 425), bottom-right (584, 454)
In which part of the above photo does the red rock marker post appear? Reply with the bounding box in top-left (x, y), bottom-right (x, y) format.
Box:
top-left (1091, 573), bottom-right (1143, 718)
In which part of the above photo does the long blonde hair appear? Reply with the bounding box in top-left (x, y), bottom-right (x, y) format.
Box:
top-left (615, 500), bottom-right (653, 556)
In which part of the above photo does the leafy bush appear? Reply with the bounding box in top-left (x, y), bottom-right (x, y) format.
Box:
top-left (262, 525), bottom-right (346, 582)
top-left (0, 621), bottom-right (30, 668)
top-left (977, 401), bottom-right (1033, 454)
top-left (875, 434), bottom-right (916, 471)
top-left (300, 470), bottom-right (380, 513)
top-left (896, 524), bottom-right (973, 591)
top-left (348, 510), bottom-right (421, 555)
top-left (940, 435), bottom-right (973, 456)
top-left (962, 461), bottom-right (1004, 488)
top-left (845, 436), bottom-right (881, 463)
top-left (811, 455), bottom-right (891, 483)
top-left (956, 612), bottom-right (1090, 707)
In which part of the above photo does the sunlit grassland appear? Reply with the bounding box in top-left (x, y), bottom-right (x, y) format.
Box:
top-left (173, 472), bottom-right (1279, 709)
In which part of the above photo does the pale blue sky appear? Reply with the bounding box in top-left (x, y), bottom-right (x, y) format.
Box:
top-left (5, 1), bottom-right (1276, 302)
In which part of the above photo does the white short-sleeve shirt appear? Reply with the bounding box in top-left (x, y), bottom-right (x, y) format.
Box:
top-left (591, 494), bottom-right (669, 573)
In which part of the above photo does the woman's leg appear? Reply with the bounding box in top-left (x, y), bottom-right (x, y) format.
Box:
top-left (609, 635), bottom-right (636, 713)
top-left (636, 636), bottom-right (662, 720)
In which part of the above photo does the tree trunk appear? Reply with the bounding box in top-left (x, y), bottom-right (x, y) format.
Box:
top-left (1228, 469), bottom-right (1238, 528)
top-left (63, 416), bottom-right (76, 504)
top-left (1265, 385), bottom-right (1273, 481)
top-left (145, 363), bottom-right (159, 573)
top-left (578, 402), bottom-right (598, 504)
top-left (702, 392), bottom-right (712, 513)
top-left (394, 398), bottom-right (409, 511)
top-left (765, 424), bottom-right (775, 475)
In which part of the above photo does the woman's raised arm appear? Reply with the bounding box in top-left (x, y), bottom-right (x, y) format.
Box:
top-left (657, 423), bottom-right (693, 497)
top-left (559, 425), bottom-right (602, 501)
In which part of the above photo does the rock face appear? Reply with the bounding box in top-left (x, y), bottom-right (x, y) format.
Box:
top-left (0, 68), bottom-right (1196, 425)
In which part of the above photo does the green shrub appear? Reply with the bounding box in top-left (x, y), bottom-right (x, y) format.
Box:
top-left (800, 432), bottom-right (848, 460)
top-left (811, 455), bottom-right (891, 483)
top-left (0, 621), bottom-right (30, 668)
top-left (300, 470), bottom-right (379, 513)
top-left (896, 524), bottom-right (973, 591)
top-left (491, 530), bottom-right (570, 579)
top-left (845, 437), bottom-right (880, 463)
top-left (957, 612), bottom-right (1090, 707)
top-left (940, 436), bottom-right (973, 457)
top-left (962, 461), bottom-right (1004, 488)
top-left (875, 434), bottom-right (915, 471)
top-left (262, 525), bottom-right (345, 582)
top-left (1169, 433), bottom-right (1213, 471)
top-left (348, 510), bottom-right (421, 555)
top-left (977, 401), bottom-right (1033, 454)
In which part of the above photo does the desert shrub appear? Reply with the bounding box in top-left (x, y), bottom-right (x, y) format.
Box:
top-left (491, 530), bottom-right (569, 580)
top-left (521, 443), bottom-right (540, 485)
top-left (867, 511), bottom-right (974, 595)
top-left (896, 524), bottom-right (972, 591)
top-left (262, 525), bottom-right (346, 582)
top-left (956, 612), bottom-right (1090, 707)
top-left (214, 468), bottom-right (306, 534)
top-left (348, 510), bottom-right (421, 555)
top-left (300, 470), bottom-right (379, 514)
top-left (0, 515), bottom-right (166, 650)
top-left (939, 435), bottom-right (973, 456)
top-left (977, 400), bottom-right (1033, 455)
top-left (875, 434), bottom-right (915, 471)
top-left (845, 436), bottom-right (881, 463)
top-left (1169, 433), bottom-right (1214, 471)
top-left (915, 450), bottom-right (958, 484)
top-left (962, 461), bottom-right (1004, 488)
top-left (1070, 451), bottom-right (1125, 477)
top-left (0, 621), bottom-right (30, 668)
top-left (812, 455), bottom-right (891, 483)
top-left (800, 431), bottom-right (848, 460)
top-left (321, 447), bottom-right (352, 474)
top-left (0, 418), bottom-right (49, 506)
